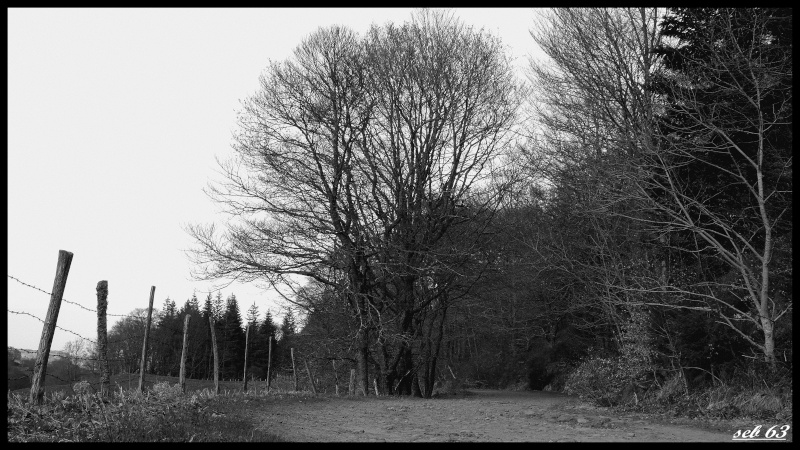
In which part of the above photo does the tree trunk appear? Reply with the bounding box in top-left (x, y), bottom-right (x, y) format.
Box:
top-left (760, 313), bottom-right (776, 369)
top-left (357, 326), bottom-right (369, 396)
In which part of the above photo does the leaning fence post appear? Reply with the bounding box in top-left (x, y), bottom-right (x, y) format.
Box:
top-left (138, 286), bottom-right (155, 392)
top-left (290, 348), bottom-right (298, 391)
top-left (29, 250), bottom-right (73, 405)
top-left (179, 314), bottom-right (190, 394)
top-left (242, 324), bottom-right (250, 392)
top-left (304, 359), bottom-right (317, 394)
top-left (209, 316), bottom-right (219, 395)
top-left (96, 280), bottom-right (110, 396)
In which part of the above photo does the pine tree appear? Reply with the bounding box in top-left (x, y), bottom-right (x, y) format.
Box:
top-left (246, 302), bottom-right (260, 328)
top-left (153, 298), bottom-right (180, 376)
top-left (220, 294), bottom-right (246, 379)
top-left (278, 310), bottom-right (297, 372)
top-left (254, 310), bottom-right (279, 379)
top-left (187, 291), bottom-right (200, 314)
top-left (175, 292), bottom-right (207, 379)
top-left (243, 302), bottom-right (262, 378)
top-left (280, 310), bottom-right (297, 337)
top-left (201, 293), bottom-right (215, 379)
top-left (212, 292), bottom-right (225, 322)
top-left (260, 310), bottom-right (278, 341)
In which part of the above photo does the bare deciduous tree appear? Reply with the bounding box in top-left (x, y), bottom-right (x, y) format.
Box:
top-left (187, 10), bottom-right (523, 397)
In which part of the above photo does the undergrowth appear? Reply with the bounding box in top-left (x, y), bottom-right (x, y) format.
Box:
top-left (563, 357), bottom-right (792, 423)
top-left (7, 381), bottom-right (284, 442)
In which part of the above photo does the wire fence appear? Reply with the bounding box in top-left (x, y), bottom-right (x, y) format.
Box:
top-left (8, 273), bottom-right (215, 384)
top-left (8, 271), bottom-right (311, 398)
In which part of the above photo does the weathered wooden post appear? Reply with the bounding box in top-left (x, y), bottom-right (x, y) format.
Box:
top-left (304, 359), bottom-right (317, 394)
top-left (349, 368), bottom-right (356, 396)
top-left (290, 348), bottom-right (298, 391)
top-left (332, 360), bottom-right (340, 396)
top-left (96, 280), bottom-right (111, 396)
top-left (266, 335), bottom-right (273, 394)
top-left (138, 286), bottom-right (156, 392)
top-left (242, 324), bottom-right (250, 392)
top-left (179, 314), bottom-right (190, 394)
top-left (29, 250), bottom-right (73, 405)
top-left (209, 316), bottom-right (220, 395)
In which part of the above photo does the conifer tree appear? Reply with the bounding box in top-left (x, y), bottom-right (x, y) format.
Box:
top-left (153, 298), bottom-right (180, 376)
top-left (278, 310), bottom-right (297, 372)
top-left (221, 294), bottom-right (246, 379)
top-left (201, 293), bottom-right (215, 378)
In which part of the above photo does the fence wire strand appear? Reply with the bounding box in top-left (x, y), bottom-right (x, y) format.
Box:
top-left (8, 274), bottom-right (147, 319)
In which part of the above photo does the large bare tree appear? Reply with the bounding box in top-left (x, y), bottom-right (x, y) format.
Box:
top-left (188, 10), bottom-right (523, 397)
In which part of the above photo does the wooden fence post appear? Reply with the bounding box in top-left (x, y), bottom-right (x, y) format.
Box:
top-left (96, 280), bottom-right (111, 396)
top-left (332, 360), bottom-right (339, 396)
top-left (209, 316), bottom-right (219, 395)
top-left (290, 348), bottom-right (298, 391)
top-left (266, 335), bottom-right (273, 394)
top-left (349, 368), bottom-right (356, 396)
top-left (304, 359), bottom-right (317, 394)
top-left (29, 250), bottom-right (73, 405)
top-left (179, 314), bottom-right (190, 394)
top-left (138, 286), bottom-right (155, 393)
top-left (242, 324), bottom-right (250, 392)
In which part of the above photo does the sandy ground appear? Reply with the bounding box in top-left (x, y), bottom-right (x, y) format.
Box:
top-left (230, 389), bottom-right (747, 442)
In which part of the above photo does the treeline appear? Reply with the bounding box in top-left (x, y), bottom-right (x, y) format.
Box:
top-left (84, 293), bottom-right (298, 382)
top-left (185, 7), bottom-right (792, 416)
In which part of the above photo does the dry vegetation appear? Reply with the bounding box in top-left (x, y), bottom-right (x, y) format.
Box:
top-left (7, 374), bottom-right (284, 442)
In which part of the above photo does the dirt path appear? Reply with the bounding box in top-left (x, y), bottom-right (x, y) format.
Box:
top-left (238, 389), bottom-right (737, 442)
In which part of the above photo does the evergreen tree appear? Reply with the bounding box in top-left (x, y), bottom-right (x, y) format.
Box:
top-left (212, 291), bottom-right (225, 322)
top-left (187, 291), bottom-right (200, 314)
top-left (254, 310), bottom-right (279, 379)
top-left (650, 7), bottom-right (792, 366)
top-left (246, 302), bottom-right (260, 328)
top-left (201, 293), bottom-right (215, 379)
top-left (152, 298), bottom-right (180, 376)
top-left (280, 310), bottom-right (297, 338)
top-left (220, 293), bottom-right (246, 379)
top-left (175, 293), bottom-right (208, 379)
top-left (278, 310), bottom-right (297, 372)
top-left (260, 310), bottom-right (279, 341)
top-left (243, 302), bottom-right (264, 378)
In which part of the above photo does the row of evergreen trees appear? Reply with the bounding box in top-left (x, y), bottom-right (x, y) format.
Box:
top-left (104, 292), bottom-right (298, 381)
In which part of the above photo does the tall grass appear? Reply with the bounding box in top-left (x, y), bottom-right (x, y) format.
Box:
top-left (7, 381), bottom-right (283, 442)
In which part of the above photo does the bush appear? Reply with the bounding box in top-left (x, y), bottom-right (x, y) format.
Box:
top-left (151, 381), bottom-right (183, 400)
top-left (563, 356), bottom-right (627, 406)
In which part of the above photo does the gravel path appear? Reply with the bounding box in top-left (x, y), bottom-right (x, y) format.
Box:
top-left (239, 389), bottom-right (736, 442)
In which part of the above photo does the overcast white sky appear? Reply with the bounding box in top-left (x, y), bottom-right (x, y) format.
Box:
top-left (7, 7), bottom-right (544, 353)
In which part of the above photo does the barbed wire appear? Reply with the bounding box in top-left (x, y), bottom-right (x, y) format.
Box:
top-left (7, 308), bottom-right (205, 350)
top-left (8, 273), bottom-right (266, 383)
top-left (8, 273), bottom-right (222, 339)
top-left (8, 274), bottom-right (148, 319)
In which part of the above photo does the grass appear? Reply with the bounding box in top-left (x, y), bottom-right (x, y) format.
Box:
top-left (8, 378), bottom-right (285, 442)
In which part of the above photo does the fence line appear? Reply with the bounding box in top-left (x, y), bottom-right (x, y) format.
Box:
top-left (9, 271), bottom-right (347, 398)
top-left (8, 308), bottom-right (194, 348)
top-left (10, 274), bottom-right (155, 319)
top-left (9, 273), bottom-right (230, 342)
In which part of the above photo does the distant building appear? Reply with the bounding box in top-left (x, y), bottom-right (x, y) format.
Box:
top-left (11, 347), bottom-right (68, 362)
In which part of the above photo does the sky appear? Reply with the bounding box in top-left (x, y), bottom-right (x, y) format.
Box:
top-left (7, 7), bottom-right (545, 353)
